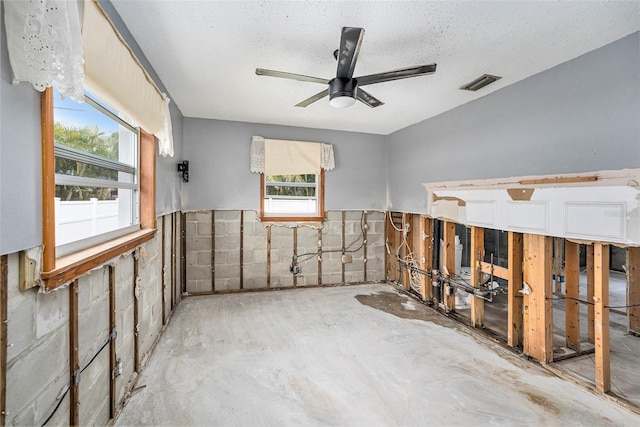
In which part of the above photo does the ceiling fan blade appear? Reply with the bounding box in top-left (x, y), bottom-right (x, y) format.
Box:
top-left (295, 89), bottom-right (329, 107)
top-left (357, 63), bottom-right (437, 86)
top-left (336, 27), bottom-right (365, 79)
top-left (256, 68), bottom-right (328, 85)
top-left (357, 89), bottom-right (384, 108)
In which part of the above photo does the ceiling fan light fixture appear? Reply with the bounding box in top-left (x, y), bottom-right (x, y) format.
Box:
top-left (460, 74), bottom-right (502, 91)
top-left (329, 77), bottom-right (357, 108)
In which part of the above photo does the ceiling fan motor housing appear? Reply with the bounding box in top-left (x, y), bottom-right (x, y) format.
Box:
top-left (329, 77), bottom-right (357, 107)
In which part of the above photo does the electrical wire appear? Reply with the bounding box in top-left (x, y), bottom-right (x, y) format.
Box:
top-left (41, 336), bottom-right (111, 426)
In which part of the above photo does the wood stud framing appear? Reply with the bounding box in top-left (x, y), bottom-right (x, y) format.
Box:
top-left (108, 265), bottom-right (117, 419)
top-left (628, 247), bottom-right (640, 334)
top-left (586, 245), bottom-right (595, 343)
top-left (211, 211), bottom-right (216, 292)
top-left (564, 240), bottom-right (581, 351)
top-left (507, 232), bottom-right (524, 348)
top-left (594, 243), bottom-right (610, 393)
top-left (292, 226), bottom-right (298, 287)
top-left (0, 255), bottom-right (7, 426)
top-left (133, 251), bottom-right (140, 374)
top-left (161, 216), bottom-right (167, 324)
top-left (523, 234), bottom-right (553, 363)
top-left (267, 226), bottom-right (272, 288)
top-left (470, 226), bottom-right (484, 327)
top-left (419, 217), bottom-right (433, 302)
top-left (442, 221), bottom-right (456, 312)
top-left (69, 280), bottom-right (79, 426)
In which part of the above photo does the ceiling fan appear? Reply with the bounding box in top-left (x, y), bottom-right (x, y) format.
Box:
top-left (256, 27), bottom-right (437, 109)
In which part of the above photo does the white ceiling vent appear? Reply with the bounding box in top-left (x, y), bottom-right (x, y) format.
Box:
top-left (460, 74), bottom-right (502, 92)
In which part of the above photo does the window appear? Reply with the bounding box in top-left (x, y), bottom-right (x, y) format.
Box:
top-left (260, 170), bottom-right (325, 221)
top-left (41, 87), bottom-right (156, 290)
top-left (53, 86), bottom-right (140, 256)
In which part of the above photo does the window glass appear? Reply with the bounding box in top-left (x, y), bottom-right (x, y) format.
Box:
top-left (264, 174), bottom-right (319, 216)
top-left (53, 86), bottom-right (139, 252)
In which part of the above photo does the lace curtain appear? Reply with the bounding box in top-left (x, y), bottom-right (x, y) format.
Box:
top-left (4, 0), bottom-right (175, 157)
top-left (250, 136), bottom-right (335, 174)
top-left (4, 0), bottom-right (84, 101)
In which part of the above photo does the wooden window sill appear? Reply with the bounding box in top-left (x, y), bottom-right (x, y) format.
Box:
top-left (41, 228), bottom-right (156, 291)
top-left (260, 216), bottom-right (326, 224)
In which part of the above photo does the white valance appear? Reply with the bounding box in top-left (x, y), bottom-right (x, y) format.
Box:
top-left (3, 0), bottom-right (85, 101)
top-left (4, 0), bottom-right (174, 157)
top-left (250, 136), bottom-right (335, 174)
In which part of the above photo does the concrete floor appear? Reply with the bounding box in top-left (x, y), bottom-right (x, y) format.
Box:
top-left (115, 283), bottom-right (640, 426)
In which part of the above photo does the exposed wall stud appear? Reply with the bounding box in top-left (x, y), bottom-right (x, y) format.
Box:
top-left (240, 211), bottom-right (244, 289)
top-left (267, 226), bottom-right (271, 288)
top-left (442, 221), bottom-right (456, 312)
top-left (108, 265), bottom-right (117, 419)
top-left (627, 247), bottom-right (640, 334)
top-left (317, 229), bottom-right (322, 286)
top-left (594, 243), bottom-right (610, 393)
top-left (402, 213), bottom-right (411, 291)
top-left (171, 214), bottom-right (176, 309)
top-left (69, 280), bottom-right (79, 426)
top-left (0, 255), bottom-right (8, 426)
top-left (523, 234), bottom-right (553, 363)
top-left (161, 216), bottom-right (166, 325)
top-left (419, 217), bottom-right (433, 301)
top-left (363, 212), bottom-right (368, 282)
top-left (211, 210), bottom-right (216, 292)
top-left (507, 232), bottom-right (524, 348)
top-left (293, 226), bottom-right (298, 287)
top-left (180, 212), bottom-right (186, 299)
top-left (341, 211), bottom-right (346, 284)
top-left (133, 251), bottom-right (140, 373)
top-left (565, 240), bottom-right (581, 351)
top-left (470, 226), bottom-right (484, 327)
top-left (587, 244), bottom-right (595, 343)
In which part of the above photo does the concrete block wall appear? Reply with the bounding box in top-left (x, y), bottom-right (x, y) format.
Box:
top-left (3, 212), bottom-right (182, 425)
top-left (184, 210), bottom-right (386, 293)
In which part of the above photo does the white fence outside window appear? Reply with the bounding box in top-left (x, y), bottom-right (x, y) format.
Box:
top-left (55, 198), bottom-right (119, 246)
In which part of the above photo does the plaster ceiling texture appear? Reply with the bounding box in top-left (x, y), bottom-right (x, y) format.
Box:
top-left (110, 0), bottom-right (640, 135)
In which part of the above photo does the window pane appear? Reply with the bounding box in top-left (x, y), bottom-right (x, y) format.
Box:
top-left (53, 85), bottom-right (139, 249)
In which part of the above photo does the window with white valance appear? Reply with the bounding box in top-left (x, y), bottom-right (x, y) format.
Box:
top-left (251, 136), bottom-right (335, 221)
top-left (3, 0), bottom-right (174, 156)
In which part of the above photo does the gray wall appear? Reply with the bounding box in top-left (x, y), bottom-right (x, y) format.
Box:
top-left (387, 32), bottom-right (640, 213)
top-left (183, 118), bottom-right (387, 211)
top-left (0, 3), bottom-right (43, 255)
top-left (0, 2), bottom-right (185, 255)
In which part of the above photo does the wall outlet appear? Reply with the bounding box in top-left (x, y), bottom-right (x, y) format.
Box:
top-left (341, 254), bottom-right (353, 263)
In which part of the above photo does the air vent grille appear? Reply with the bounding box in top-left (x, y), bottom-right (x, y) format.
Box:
top-left (460, 74), bottom-right (502, 91)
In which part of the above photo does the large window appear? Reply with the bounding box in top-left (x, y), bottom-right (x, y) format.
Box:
top-left (53, 86), bottom-right (140, 256)
top-left (260, 170), bottom-right (325, 221)
top-left (41, 87), bottom-right (157, 290)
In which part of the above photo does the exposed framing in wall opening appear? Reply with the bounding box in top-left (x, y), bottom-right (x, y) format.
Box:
top-left (385, 211), bottom-right (640, 412)
top-left (40, 88), bottom-right (157, 291)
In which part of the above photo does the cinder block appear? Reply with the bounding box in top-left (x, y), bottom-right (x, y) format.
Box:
top-left (196, 251), bottom-right (213, 266)
top-left (243, 263), bottom-right (267, 280)
top-left (323, 273), bottom-right (342, 285)
top-left (197, 220), bottom-right (212, 236)
top-left (215, 235), bottom-right (241, 251)
top-left (188, 265), bottom-right (212, 281)
top-left (186, 221), bottom-right (196, 237)
top-left (216, 210), bottom-right (240, 221)
top-left (193, 212), bottom-right (211, 223)
top-left (253, 249), bottom-right (267, 264)
top-left (187, 236), bottom-right (211, 251)
top-left (78, 294), bottom-right (109, 367)
top-left (244, 234), bottom-right (267, 251)
top-left (35, 286), bottom-right (70, 339)
top-left (79, 350), bottom-right (110, 425)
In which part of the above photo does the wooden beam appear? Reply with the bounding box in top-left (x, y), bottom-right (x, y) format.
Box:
top-left (69, 280), bottom-right (79, 426)
top-left (470, 226), bottom-right (485, 327)
top-left (161, 216), bottom-right (166, 325)
top-left (523, 234), bottom-right (553, 363)
top-left (0, 255), bottom-right (8, 427)
top-left (586, 245), bottom-right (595, 343)
top-left (267, 226), bottom-right (272, 288)
top-left (240, 211), bottom-right (244, 289)
top-left (41, 88), bottom-right (56, 270)
top-left (317, 228), bottom-right (322, 286)
top-left (108, 265), bottom-right (117, 419)
top-left (133, 251), bottom-right (140, 374)
top-left (292, 226), bottom-right (297, 287)
top-left (419, 217), bottom-right (433, 301)
top-left (565, 240), bottom-right (581, 351)
top-left (508, 232), bottom-right (524, 348)
top-left (518, 175), bottom-right (597, 185)
top-left (139, 131), bottom-right (156, 230)
top-left (593, 243), bottom-right (610, 393)
top-left (628, 247), bottom-right (640, 334)
top-left (341, 211), bottom-right (346, 284)
top-left (553, 238), bottom-right (564, 294)
top-left (180, 212), bottom-right (187, 300)
top-left (211, 211), bottom-right (216, 292)
top-left (442, 221), bottom-right (456, 312)
top-left (402, 213), bottom-right (411, 291)
top-left (479, 262), bottom-right (510, 281)
top-left (363, 212), bottom-right (368, 282)
top-left (170, 214), bottom-right (176, 310)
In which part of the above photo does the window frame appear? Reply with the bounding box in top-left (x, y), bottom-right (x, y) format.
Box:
top-left (40, 87), bottom-right (156, 291)
top-left (259, 169), bottom-right (325, 222)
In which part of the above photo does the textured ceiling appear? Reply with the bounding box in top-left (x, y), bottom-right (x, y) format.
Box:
top-left (111, 1), bottom-right (640, 135)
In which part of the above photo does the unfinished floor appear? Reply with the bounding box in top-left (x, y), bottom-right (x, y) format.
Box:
top-left (115, 284), bottom-right (639, 426)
